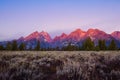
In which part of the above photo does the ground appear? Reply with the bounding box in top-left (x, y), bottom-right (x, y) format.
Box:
top-left (0, 51), bottom-right (120, 80)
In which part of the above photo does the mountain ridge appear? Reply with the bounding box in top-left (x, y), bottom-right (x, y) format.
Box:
top-left (18, 28), bottom-right (120, 41)
top-left (0, 28), bottom-right (120, 49)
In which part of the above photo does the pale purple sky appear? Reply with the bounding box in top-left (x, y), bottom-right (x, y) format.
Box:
top-left (0, 0), bottom-right (120, 41)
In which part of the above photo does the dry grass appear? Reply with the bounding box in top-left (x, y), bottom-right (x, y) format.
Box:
top-left (0, 51), bottom-right (120, 80)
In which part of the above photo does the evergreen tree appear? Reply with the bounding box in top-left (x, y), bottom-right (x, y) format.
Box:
top-left (98, 40), bottom-right (107, 50)
top-left (47, 47), bottom-right (50, 51)
top-left (56, 46), bottom-right (59, 51)
top-left (19, 43), bottom-right (26, 50)
top-left (108, 40), bottom-right (118, 50)
top-left (67, 42), bottom-right (72, 51)
top-left (64, 42), bottom-right (77, 51)
top-left (82, 37), bottom-right (95, 50)
top-left (95, 45), bottom-right (100, 51)
top-left (12, 40), bottom-right (18, 51)
top-left (102, 40), bottom-right (106, 50)
top-left (6, 42), bottom-right (12, 50)
top-left (34, 41), bottom-right (40, 51)
top-left (78, 46), bottom-right (82, 51)
top-left (0, 45), bottom-right (4, 50)
top-left (61, 46), bottom-right (66, 51)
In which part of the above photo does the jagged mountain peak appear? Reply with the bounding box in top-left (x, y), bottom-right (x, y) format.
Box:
top-left (24, 31), bottom-right (39, 41)
top-left (111, 31), bottom-right (120, 35)
top-left (53, 33), bottom-right (67, 42)
top-left (67, 28), bottom-right (86, 41)
top-left (61, 33), bottom-right (67, 37)
top-left (85, 28), bottom-right (113, 41)
top-left (86, 28), bottom-right (107, 36)
top-left (24, 31), bottom-right (51, 42)
top-left (73, 28), bottom-right (85, 33)
top-left (18, 36), bottom-right (24, 40)
top-left (18, 29), bottom-right (120, 43)
top-left (32, 31), bottom-right (39, 35)
top-left (75, 28), bottom-right (83, 31)
top-left (69, 28), bottom-right (86, 36)
top-left (87, 28), bottom-right (104, 33)
top-left (40, 30), bottom-right (48, 34)
top-left (2, 28), bottom-right (120, 49)
top-left (111, 31), bottom-right (120, 40)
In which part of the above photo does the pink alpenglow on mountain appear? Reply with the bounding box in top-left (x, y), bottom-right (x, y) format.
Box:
top-left (111, 31), bottom-right (120, 40)
top-left (67, 29), bottom-right (86, 41)
top-left (1, 28), bottom-right (120, 49)
top-left (20, 29), bottom-right (120, 43)
top-left (25, 31), bottom-right (51, 42)
top-left (25, 31), bottom-right (39, 41)
top-left (53, 33), bottom-right (67, 42)
top-left (85, 29), bottom-right (112, 41)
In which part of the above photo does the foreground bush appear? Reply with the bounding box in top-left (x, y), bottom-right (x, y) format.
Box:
top-left (0, 51), bottom-right (120, 80)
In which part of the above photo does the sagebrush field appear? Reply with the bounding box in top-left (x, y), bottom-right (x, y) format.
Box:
top-left (0, 51), bottom-right (120, 80)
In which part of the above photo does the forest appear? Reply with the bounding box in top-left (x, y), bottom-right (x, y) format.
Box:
top-left (0, 37), bottom-right (119, 51)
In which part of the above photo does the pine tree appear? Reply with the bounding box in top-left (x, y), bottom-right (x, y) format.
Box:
top-left (19, 43), bottom-right (26, 50)
top-left (34, 41), bottom-right (40, 51)
top-left (65, 42), bottom-right (77, 51)
top-left (29, 46), bottom-right (32, 51)
top-left (56, 46), bottom-right (59, 51)
top-left (12, 40), bottom-right (18, 51)
top-left (0, 45), bottom-right (4, 50)
top-left (98, 40), bottom-right (107, 50)
top-left (95, 45), bottom-right (100, 51)
top-left (82, 37), bottom-right (95, 50)
top-left (78, 46), bottom-right (82, 51)
top-left (62, 46), bottom-right (66, 51)
top-left (108, 40), bottom-right (118, 50)
top-left (6, 42), bottom-right (12, 50)
top-left (67, 42), bottom-right (72, 51)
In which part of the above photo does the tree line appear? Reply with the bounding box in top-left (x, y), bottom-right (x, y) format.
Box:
top-left (0, 38), bottom-right (119, 51)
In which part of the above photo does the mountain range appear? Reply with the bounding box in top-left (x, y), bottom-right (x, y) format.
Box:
top-left (1, 28), bottom-right (120, 49)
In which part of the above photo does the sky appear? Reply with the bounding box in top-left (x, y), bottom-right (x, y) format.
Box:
top-left (0, 0), bottom-right (120, 41)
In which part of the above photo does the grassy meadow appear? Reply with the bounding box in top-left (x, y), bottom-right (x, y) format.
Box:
top-left (0, 51), bottom-right (120, 80)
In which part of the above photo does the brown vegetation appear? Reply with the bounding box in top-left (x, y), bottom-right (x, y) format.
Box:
top-left (0, 51), bottom-right (120, 80)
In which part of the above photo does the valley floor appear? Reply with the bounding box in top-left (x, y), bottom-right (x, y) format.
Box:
top-left (0, 51), bottom-right (120, 80)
